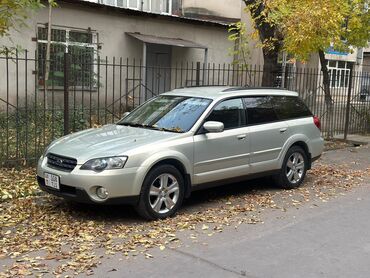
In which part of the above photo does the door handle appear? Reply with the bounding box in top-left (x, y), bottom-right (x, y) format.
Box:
top-left (237, 134), bottom-right (247, 140)
top-left (280, 128), bottom-right (287, 133)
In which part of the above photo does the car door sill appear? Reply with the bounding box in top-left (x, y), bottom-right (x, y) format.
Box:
top-left (191, 169), bottom-right (280, 192)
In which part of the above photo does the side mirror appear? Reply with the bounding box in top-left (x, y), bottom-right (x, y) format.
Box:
top-left (203, 121), bottom-right (224, 133)
top-left (122, 112), bottom-right (130, 118)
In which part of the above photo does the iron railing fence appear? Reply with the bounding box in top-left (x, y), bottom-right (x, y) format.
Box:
top-left (1, 51), bottom-right (369, 166)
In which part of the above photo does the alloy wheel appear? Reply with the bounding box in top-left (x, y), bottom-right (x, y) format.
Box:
top-left (148, 173), bottom-right (180, 214)
top-left (285, 152), bottom-right (305, 184)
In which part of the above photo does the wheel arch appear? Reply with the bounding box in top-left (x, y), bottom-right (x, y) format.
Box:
top-left (143, 156), bottom-right (192, 198)
top-left (279, 135), bottom-right (312, 169)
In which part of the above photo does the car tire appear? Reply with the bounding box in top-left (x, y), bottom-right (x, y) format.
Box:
top-left (135, 164), bottom-right (185, 220)
top-left (274, 146), bottom-right (308, 189)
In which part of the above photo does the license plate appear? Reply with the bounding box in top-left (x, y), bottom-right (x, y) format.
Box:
top-left (44, 173), bottom-right (60, 190)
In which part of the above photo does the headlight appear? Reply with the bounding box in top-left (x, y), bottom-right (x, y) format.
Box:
top-left (80, 156), bottom-right (128, 171)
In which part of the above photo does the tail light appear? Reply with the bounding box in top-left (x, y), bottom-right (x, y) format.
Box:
top-left (313, 116), bottom-right (321, 130)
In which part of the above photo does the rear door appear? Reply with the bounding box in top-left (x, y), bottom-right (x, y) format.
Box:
top-left (244, 96), bottom-right (289, 173)
top-left (193, 98), bottom-right (250, 184)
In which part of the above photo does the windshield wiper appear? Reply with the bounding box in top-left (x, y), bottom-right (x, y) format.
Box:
top-left (150, 126), bottom-right (184, 133)
top-left (117, 122), bottom-right (147, 128)
top-left (117, 122), bottom-right (183, 133)
top-left (118, 122), bottom-right (160, 130)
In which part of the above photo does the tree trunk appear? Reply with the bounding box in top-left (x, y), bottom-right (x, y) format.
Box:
top-left (318, 50), bottom-right (334, 138)
top-left (262, 49), bottom-right (280, 86)
top-left (242, 0), bottom-right (281, 87)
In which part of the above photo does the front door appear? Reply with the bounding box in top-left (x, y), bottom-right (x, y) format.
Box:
top-left (146, 44), bottom-right (171, 97)
top-left (193, 98), bottom-right (250, 184)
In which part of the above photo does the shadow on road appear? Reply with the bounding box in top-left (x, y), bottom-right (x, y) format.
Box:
top-left (52, 176), bottom-right (279, 224)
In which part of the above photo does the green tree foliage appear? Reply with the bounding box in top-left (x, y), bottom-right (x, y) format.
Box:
top-left (228, 22), bottom-right (251, 66)
top-left (234, 0), bottom-right (369, 136)
top-left (0, 0), bottom-right (43, 38)
top-left (265, 0), bottom-right (369, 136)
top-left (264, 0), bottom-right (370, 61)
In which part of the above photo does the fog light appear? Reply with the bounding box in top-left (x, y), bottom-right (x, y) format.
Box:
top-left (96, 186), bottom-right (108, 200)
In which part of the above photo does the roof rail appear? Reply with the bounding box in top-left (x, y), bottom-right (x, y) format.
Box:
top-left (221, 86), bottom-right (285, 92)
top-left (179, 85), bottom-right (230, 89)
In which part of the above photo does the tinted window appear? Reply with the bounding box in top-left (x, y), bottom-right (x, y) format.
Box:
top-left (271, 96), bottom-right (312, 120)
top-left (118, 96), bottom-right (211, 132)
top-left (244, 96), bottom-right (278, 125)
top-left (206, 98), bottom-right (245, 129)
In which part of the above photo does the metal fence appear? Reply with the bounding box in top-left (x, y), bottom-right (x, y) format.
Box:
top-left (1, 50), bottom-right (370, 166)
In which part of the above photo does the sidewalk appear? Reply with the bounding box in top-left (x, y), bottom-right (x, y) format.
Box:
top-left (333, 134), bottom-right (370, 145)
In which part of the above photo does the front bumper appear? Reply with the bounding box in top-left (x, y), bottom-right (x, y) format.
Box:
top-left (37, 176), bottom-right (139, 205)
top-left (37, 156), bottom-right (146, 204)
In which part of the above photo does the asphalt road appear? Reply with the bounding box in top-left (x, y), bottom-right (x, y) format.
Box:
top-left (89, 145), bottom-right (370, 278)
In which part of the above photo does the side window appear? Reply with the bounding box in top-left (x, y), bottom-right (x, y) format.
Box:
top-left (272, 96), bottom-right (312, 120)
top-left (206, 98), bottom-right (245, 129)
top-left (244, 96), bottom-right (278, 125)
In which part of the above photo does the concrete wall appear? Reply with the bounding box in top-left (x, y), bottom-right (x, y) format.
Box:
top-left (0, 3), bottom-right (233, 63)
top-left (183, 0), bottom-right (242, 20)
top-left (363, 55), bottom-right (370, 74)
top-left (0, 1), bottom-right (237, 108)
top-left (239, 6), bottom-right (263, 66)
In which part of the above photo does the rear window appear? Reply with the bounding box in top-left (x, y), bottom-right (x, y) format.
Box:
top-left (244, 96), bottom-right (279, 125)
top-left (271, 96), bottom-right (312, 120)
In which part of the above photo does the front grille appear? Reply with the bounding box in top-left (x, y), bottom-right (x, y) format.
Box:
top-left (47, 153), bottom-right (77, 172)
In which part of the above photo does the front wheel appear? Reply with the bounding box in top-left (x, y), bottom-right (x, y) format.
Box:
top-left (274, 146), bottom-right (308, 189)
top-left (135, 164), bottom-right (184, 220)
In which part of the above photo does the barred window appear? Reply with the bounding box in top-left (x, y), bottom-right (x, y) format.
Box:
top-left (327, 60), bottom-right (352, 88)
top-left (37, 26), bottom-right (98, 88)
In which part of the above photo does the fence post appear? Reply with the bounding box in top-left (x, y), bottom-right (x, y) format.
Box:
top-left (196, 62), bottom-right (201, 86)
top-left (343, 63), bottom-right (354, 140)
top-left (64, 52), bottom-right (70, 135)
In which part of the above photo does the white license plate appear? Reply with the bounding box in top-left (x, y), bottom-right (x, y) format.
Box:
top-left (44, 173), bottom-right (60, 190)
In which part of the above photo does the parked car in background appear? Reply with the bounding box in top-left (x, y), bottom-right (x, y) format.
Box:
top-left (37, 87), bottom-right (324, 220)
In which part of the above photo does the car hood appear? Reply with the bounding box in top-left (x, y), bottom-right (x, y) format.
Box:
top-left (47, 124), bottom-right (180, 163)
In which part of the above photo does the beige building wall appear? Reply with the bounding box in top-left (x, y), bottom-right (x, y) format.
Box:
top-left (363, 55), bottom-right (370, 74)
top-left (239, 6), bottom-right (263, 66)
top-left (0, 3), bottom-right (233, 63)
top-left (0, 1), bottom-right (237, 107)
top-left (182, 0), bottom-right (264, 65)
top-left (182, 0), bottom-right (242, 19)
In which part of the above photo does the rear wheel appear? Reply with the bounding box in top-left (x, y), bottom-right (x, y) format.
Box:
top-left (135, 164), bottom-right (184, 220)
top-left (274, 146), bottom-right (308, 189)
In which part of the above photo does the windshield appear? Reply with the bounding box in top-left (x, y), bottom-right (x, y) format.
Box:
top-left (117, 96), bottom-right (212, 133)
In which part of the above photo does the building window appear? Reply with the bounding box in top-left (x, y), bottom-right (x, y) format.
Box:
top-left (99, 0), bottom-right (139, 9)
top-left (37, 26), bottom-right (98, 88)
top-left (327, 60), bottom-right (352, 88)
top-left (144, 0), bottom-right (172, 14)
top-left (99, 0), bottom-right (173, 14)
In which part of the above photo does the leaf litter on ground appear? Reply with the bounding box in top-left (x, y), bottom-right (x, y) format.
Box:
top-left (0, 161), bottom-right (369, 277)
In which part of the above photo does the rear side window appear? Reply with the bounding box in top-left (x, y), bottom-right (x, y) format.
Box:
top-left (244, 96), bottom-right (278, 125)
top-left (271, 96), bottom-right (312, 120)
top-left (206, 98), bottom-right (245, 129)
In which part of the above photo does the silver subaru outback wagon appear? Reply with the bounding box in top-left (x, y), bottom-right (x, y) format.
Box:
top-left (37, 87), bottom-right (324, 219)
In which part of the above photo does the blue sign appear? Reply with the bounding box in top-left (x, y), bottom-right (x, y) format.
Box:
top-left (326, 46), bottom-right (348, 56)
